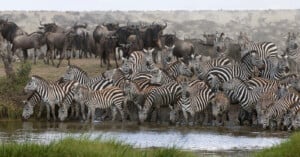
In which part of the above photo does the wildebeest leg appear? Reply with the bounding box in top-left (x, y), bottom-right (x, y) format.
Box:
top-left (22, 49), bottom-right (28, 62)
top-left (114, 49), bottom-right (119, 68)
top-left (33, 48), bottom-right (37, 64)
top-left (50, 49), bottom-right (55, 66)
top-left (56, 50), bottom-right (65, 68)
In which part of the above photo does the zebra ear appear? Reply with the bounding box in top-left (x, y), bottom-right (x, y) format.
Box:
top-left (150, 48), bottom-right (155, 53)
top-left (171, 44), bottom-right (175, 49)
top-left (22, 100), bottom-right (27, 105)
top-left (277, 54), bottom-right (283, 59)
top-left (165, 45), bottom-right (169, 49)
top-left (143, 48), bottom-right (147, 53)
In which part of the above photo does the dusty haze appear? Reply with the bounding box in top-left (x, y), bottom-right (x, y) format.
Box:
top-left (0, 10), bottom-right (299, 48)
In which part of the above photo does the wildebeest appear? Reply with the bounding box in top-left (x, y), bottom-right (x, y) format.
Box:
top-left (12, 31), bottom-right (46, 64)
top-left (0, 19), bottom-right (29, 60)
top-left (162, 33), bottom-right (194, 64)
top-left (72, 22), bottom-right (89, 58)
top-left (40, 22), bottom-right (75, 67)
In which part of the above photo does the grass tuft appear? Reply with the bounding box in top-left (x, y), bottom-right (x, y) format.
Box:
top-left (254, 132), bottom-right (300, 157)
top-left (0, 137), bottom-right (195, 157)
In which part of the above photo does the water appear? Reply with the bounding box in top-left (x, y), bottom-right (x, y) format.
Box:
top-left (0, 120), bottom-right (289, 157)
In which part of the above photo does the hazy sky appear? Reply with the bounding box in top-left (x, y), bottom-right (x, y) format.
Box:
top-left (0, 0), bottom-right (299, 11)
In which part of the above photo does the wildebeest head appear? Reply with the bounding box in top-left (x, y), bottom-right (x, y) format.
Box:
top-left (40, 21), bottom-right (64, 33)
top-left (103, 22), bottom-right (119, 31)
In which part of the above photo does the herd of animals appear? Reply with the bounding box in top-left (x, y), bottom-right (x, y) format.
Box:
top-left (2, 18), bottom-right (300, 131)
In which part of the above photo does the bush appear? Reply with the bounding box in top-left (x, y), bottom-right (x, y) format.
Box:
top-left (0, 62), bottom-right (31, 118)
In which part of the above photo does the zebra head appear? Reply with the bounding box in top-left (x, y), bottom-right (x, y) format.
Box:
top-left (292, 112), bottom-right (300, 130)
top-left (261, 110), bottom-right (271, 129)
top-left (283, 111), bottom-right (294, 131)
top-left (150, 68), bottom-right (162, 85)
top-left (58, 105), bottom-right (68, 122)
top-left (63, 65), bottom-right (79, 81)
top-left (163, 45), bottom-right (175, 63)
top-left (137, 104), bottom-right (148, 124)
top-left (286, 32), bottom-right (298, 51)
top-left (207, 74), bottom-right (221, 92)
top-left (249, 51), bottom-right (265, 70)
top-left (211, 91), bottom-right (229, 118)
top-left (72, 82), bottom-right (89, 102)
top-left (120, 57), bottom-right (133, 75)
top-left (143, 48), bottom-right (156, 71)
top-left (178, 61), bottom-right (193, 77)
top-left (24, 76), bottom-right (41, 93)
top-left (277, 54), bottom-right (290, 74)
top-left (22, 100), bottom-right (34, 120)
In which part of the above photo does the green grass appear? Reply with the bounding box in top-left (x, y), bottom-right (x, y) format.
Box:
top-left (254, 132), bottom-right (300, 157)
top-left (0, 137), bottom-right (195, 157)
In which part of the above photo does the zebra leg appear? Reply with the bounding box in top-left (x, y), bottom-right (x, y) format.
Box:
top-left (190, 111), bottom-right (196, 126)
top-left (182, 110), bottom-right (189, 125)
top-left (116, 105), bottom-right (125, 122)
top-left (51, 104), bottom-right (56, 121)
top-left (81, 103), bottom-right (86, 120)
top-left (75, 104), bottom-right (80, 119)
top-left (46, 104), bottom-right (51, 121)
top-left (91, 107), bottom-right (96, 122)
top-left (111, 106), bottom-right (118, 122)
top-left (156, 107), bottom-right (162, 124)
top-left (37, 103), bottom-right (45, 119)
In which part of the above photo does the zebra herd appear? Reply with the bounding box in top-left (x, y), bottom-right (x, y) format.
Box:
top-left (22, 32), bottom-right (300, 131)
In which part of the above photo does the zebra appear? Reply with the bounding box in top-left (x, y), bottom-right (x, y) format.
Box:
top-left (238, 32), bottom-right (278, 59)
top-left (24, 75), bottom-right (77, 121)
top-left (211, 91), bottom-right (230, 126)
top-left (283, 102), bottom-right (300, 130)
top-left (158, 45), bottom-right (175, 69)
top-left (285, 32), bottom-right (300, 72)
top-left (138, 81), bottom-right (182, 124)
top-left (207, 51), bottom-right (264, 91)
top-left (22, 91), bottom-right (42, 120)
top-left (127, 48), bottom-right (156, 73)
top-left (222, 77), bottom-right (269, 125)
top-left (189, 55), bottom-right (232, 80)
top-left (259, 54), bottom-right (290, 80)
top-left (261, 92), bottom-right (300, 130)
top-left (63, 65), bottom-right (104, 86)
top-left (72, 83), bottom-right (126, 122)
top-left (150, 60), bottom-right (193, 85)
top-left (176, 81), bottom-right (214, 125)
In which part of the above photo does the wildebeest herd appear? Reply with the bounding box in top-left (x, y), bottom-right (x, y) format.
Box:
top-left (2, 18), bottom-right (299, 131)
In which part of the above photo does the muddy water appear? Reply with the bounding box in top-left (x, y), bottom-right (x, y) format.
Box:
top-left (0, 121), bottom-right (289, 157)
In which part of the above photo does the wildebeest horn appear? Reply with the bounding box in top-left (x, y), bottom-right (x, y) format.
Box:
top-left (162, 21), bottom-right (167, 29)
top-left (39, 20), bottom-right (43, 26)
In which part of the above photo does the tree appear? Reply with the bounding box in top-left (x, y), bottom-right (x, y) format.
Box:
top-left (0, 39), bottom-right (16, 80)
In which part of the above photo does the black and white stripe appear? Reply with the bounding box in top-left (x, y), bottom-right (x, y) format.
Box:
top-left (24, 75), bottom-right (76, 121)
top-left (73, 84), bottom-right (126, 122)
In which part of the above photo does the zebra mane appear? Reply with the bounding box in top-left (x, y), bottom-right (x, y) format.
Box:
top-left (167, 60), bottom-right (182, 69)
top-left (68, 65), bottom-right (88, 76)
top-left (26, 91), bottom-right (40, 101)
top-left (240, 50), bottom-right (257, 62)
top-left (159, 67), bottom-right (177, 80)
top-left (32, 75), bottom-right (49, 85)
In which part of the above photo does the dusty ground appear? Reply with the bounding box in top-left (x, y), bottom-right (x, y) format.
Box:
top-left (0, 58), bottom-right (114, 80)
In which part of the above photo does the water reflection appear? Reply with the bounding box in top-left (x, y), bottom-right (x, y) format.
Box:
top-left (0, 121), bottom-right (288, 154)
